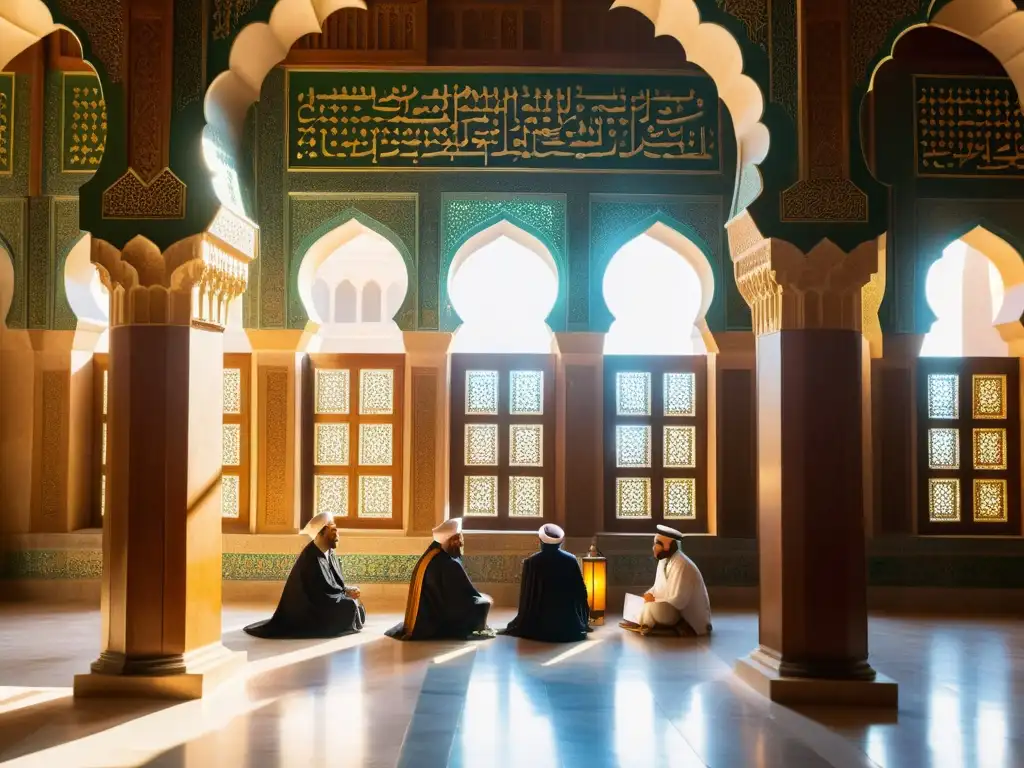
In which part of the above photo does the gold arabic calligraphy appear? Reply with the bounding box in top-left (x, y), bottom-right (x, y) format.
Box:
top-left (0, 74), bottom-right (12, 174)
top-left (917, 79), bottom-right (1024, 177)
top-left (289, 76), bottom-right (719, 170)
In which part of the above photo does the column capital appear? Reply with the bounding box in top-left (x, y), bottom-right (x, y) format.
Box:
top-left (728, 213), bottom-right (878, 336)
top-left (91, 207), bottom-right (255, 330)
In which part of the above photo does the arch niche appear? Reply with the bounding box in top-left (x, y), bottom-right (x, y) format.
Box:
top-left (296, 216), bottom-right (410, 354)
top-left (920, 226), bottom-right (1024, 358)
top-left (447, 219), bottom-right (560, 355)
top-left (602, 220), bottom-right (718, 356)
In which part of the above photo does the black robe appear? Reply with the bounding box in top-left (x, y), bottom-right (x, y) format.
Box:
top-left (244, 542), bottom-right (365, 639)
top-left (502, 543), bottom-right (591, 643)
top-left (386, 542), bottom-right (491, 640)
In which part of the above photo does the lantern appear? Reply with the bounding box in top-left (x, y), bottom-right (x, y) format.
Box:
top-left (581, 538), bottom-right (607, 626)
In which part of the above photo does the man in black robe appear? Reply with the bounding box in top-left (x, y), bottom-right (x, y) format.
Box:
top-left (501, 524), bottom-right (591, 643)
top-left (244, 512), bottom-right (366, 639)
top-left (386, 518), bottom-right (494, 641)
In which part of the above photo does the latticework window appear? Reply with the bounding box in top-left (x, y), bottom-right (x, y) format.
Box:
top-left (603, 356), bottom-right (707, 533)
top-left (449, 354), bottom-right (555, 530)
top-left (307, 354), bottom-right (405, 530)
top-left (917, 358), bottom-right (1020, 535)
top-left (222, 354), bottom-right (252, 531)
top-left (92, 354), bottom-right (109, 527)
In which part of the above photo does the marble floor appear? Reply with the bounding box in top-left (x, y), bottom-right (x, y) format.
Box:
top-left (0, 605), bottom-right (1021, 767)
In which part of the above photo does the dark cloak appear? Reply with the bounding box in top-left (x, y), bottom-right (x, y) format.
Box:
top-left (386, 542), bottom-right (491, 641)
top-left (244, 541), bottom-right (365, 639)
top-left (501, 543), bottom-right (591, 643)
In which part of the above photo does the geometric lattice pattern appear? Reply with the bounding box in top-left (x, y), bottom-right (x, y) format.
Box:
top-left (928, 478), bottom-right (961, 522)
top-left (509, 425), bottom-right (543, 467)
top-left (358, 475), bottom-right (393, 518)
top-left (316, 369), bottom-right (351, 414)
top-left (664, 373), bottom-right (696, 417)
top-left (616, 372), bottom-right (651, 416)
top-left (616, 425), bottom-right (651, 468)
top-left (223, 368), bottom-right (242, 414)
top-left (509, 476), bottom-right (543, 517)
top-left (927, 374), bottom-right (959, 420)
top-left (664, 477), bottom-right (696, 519)
top-left (664, 426), bottom-right (696, 468)
top-left (358, 424), bottom-right (393, 466)
top-left (927, 428), bottom-right (959, 470)
top-left (973, 479), bottom-right (1007, 522)
top-left (464, 475), bottom-right (499, 516)
top-left (221, 475), bottom-right (240, 518)
top-left (972, 375), bottom-right (1006, 419)
top-left (359, 369), bottom-right (394, 415)
top-left (465, 423), bottom-right (499, 466)
top-left (466, 370), bottom-right (499, 415)
top-left (616, 477), bottom-right (652, 518)
top-left (315, 475), bottom-right (349, 517)
top-left (973, 428), bottom-right (1007, 470)
top-left (510, 370), bottom-right (544, 415)
top-left (315, 423), bottom-right (350, 466)
top-left (222, 424), bottom-right (241, 466)
top-left (101, 423), bottom-right (107, 466)
top-left (102, 370), bottom-right (109, 415)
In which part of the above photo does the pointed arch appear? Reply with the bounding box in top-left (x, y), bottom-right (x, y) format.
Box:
top-left (442, 213), bottom-right (563, 333)
top-left (0, 237), bottom-right (13, 329)
top-left (335, 280), bottom-right (357, 323)
top-left (361, 280), bottom-right (382, 323)
top-left (294, 211), bottom-right (413, 328)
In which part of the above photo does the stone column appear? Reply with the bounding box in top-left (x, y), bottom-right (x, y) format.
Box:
top-left (729, 214), bottom-right (897, 707)
top-left (74, 226), bottom-right (252, 700)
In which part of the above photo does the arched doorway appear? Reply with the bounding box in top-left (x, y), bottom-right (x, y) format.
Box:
top-left (446, 220), bottom-right (559, 530)
top-left (917, 227), bottom-right (1024, 536)
top-left (297, 217), bottom-right (411, 531)
top-left (600, 222), bottom-right (716, 533)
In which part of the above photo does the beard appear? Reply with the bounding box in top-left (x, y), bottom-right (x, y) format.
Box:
top-left (656, 542), bottom-right (677, 560)
top-left (444, 539), bottom-right (463, 558)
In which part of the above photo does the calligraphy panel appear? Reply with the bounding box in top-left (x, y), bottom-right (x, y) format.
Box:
top-left (0, 73), bottom-right (13, 175)
top-left (915, 75), bottom-right (1024, 178)
top-left (61, 73), bottom-right (107, 173)
top-left (287, 69), bottom-right (721, 172)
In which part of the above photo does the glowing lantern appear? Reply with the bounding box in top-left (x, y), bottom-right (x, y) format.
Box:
top-left (581, 538), bottom-right (607, 626)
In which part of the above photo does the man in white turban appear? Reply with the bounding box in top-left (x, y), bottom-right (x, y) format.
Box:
top-left (501, 524), bottom-right (591, 643)
top-left (620, 526), bottom-right (712, 637)
top-left (244, 512), bottom-right (366, 638)
top-left (386, 518), bottom-right (494, 641)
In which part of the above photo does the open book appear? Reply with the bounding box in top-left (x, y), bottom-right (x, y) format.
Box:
top-left (623, 593), bottom-right (646, 624)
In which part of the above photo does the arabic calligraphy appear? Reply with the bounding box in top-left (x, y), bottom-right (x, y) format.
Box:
top-left (287, 71), bottom-right (720, 172)
top-left (62, 73), bottom-right (107, 173)
top-left (915, 75), bottom-right (1024, 177)
top-left (0, 73), bottom-right (13, 175)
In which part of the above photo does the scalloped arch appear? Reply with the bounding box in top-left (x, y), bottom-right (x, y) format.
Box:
top-left (864, 1), bottom-right (1024, 97)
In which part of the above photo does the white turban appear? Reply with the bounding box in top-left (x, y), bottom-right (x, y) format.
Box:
top-left (655, 525), bottom-right (685, 543)
top-left (302, 512), bottom-right (334, 540)
top-left (538, 524), bottom-right (564, 544)
top-left (432, 517), bottom-right (463, 545)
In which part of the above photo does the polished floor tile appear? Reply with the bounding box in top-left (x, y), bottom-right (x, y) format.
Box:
top-left (0, 605), bottom-right (1022, 767)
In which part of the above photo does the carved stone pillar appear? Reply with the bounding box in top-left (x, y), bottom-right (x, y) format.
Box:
top-left (728, 213), bottom-right (897, 707)
top-left (73, 217), bottom-right (253, 699)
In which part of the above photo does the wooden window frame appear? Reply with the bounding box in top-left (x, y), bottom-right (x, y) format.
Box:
top-left (916, 357), bottom-right (1021, 535)
top-left (305, 354), bottom-right (406, 531)
top-left (91, 354), bottom-right (109, 528)
top-left (603, 355), bottom-right (708, 534)
top-left (222, 353), bottom-right (252, 533)
top-left (449, 353), bottom-right (556, 531)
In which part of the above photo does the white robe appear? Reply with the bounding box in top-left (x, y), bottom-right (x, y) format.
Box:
top-left (638, 550), bottom-right (711, 634)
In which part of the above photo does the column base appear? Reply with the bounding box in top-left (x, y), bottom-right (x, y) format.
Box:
top-left (735, 652), bottom-right (898, 709)
top-left (73, 644), bottom-right (246, 701)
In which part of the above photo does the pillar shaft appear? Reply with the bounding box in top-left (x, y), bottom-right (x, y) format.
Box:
top-left (95, 325), bottom-right (225, 674)
top-left (755, 328), bottom-right (872, 680)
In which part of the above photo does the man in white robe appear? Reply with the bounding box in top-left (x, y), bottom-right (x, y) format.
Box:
top-left (620, 526), bottom-right (712, 636)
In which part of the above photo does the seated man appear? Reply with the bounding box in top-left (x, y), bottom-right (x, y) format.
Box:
top-left (620, 525), bottom-right (712, 637)
top-left (244, 512), bottom-right (365, 639)
top-left (386, 518), bottom-right (494, 641)
top-left (501, 524), bottom-right (591, 643)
